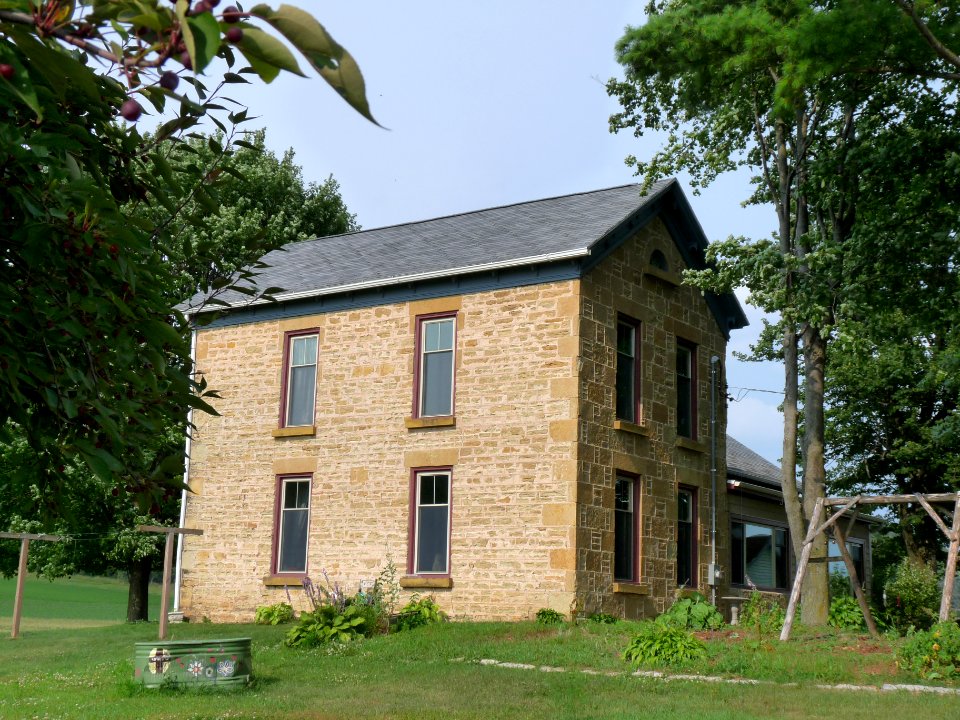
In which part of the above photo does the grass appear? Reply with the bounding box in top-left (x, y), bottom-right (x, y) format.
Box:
top-left (0, 574), bottom-right (162, 630)
top-left (1, 579), bottom-right (958, 719)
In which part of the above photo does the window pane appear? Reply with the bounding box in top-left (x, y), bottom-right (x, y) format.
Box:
top-left (731, 522), bottom-right (745, 584)
top-left (677, 490), bottom-right (694, 586)
top-left (677, 344), bottom-right (693, 438)
top-left (744, 524), bottom-right (774, 587)
top-left (278, 508), bottom-right (308, 573)
top-left (284, 480), bottom-right (309, 509)
top-left (614, 477), bottom-right (634, 581)
top-left (421, 351), bottom-right (453, 416)
top-left (292, 335), bottom-right (317, 366)
top-left (616, 357), bottom-right (635, 422)
top-left (424, 319), bottom-right (453, 353)
top-left (678, 490), bottom-right (691, 522)
top-left (775, 528), bottom-right (788, 588)
top-left (286, 365), bottom-right (316, 426)
top-left (433, 475), bottom-right (449, 505)
top-left (416, 505), bottom-right (449, 573)
top-left (419, 475), bottom-right (435, 505)
top-left (617, 323), bottom-right (635, 356)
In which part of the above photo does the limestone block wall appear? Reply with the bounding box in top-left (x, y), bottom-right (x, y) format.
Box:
top-left (180, 280), bottom-right (581, 622)
top-left (575, 217), bottom-right (731, 619)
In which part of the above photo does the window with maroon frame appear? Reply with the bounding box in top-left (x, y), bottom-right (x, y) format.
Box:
top-left (676, 339), bottom-right (696, 439)
top-left (676, 487), bottom-right (696, 587)
top-left (616, 317), bottom-right (641, 423)
top-left (614, 473), bottom-right (638, 582)
top-left (274, 476), bottom-right (311, 574)
top-left (280, 331), bottom-right (318, 427)
top-left (410, 469), bottom-right (451, 575)
top-left (414, 314), bottom-right (456, 418)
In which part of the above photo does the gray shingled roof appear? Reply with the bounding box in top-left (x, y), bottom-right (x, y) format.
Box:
top-left (727, 436), bottom-right (780, 486)
top-left (188, 180), bottom-right (676, 310)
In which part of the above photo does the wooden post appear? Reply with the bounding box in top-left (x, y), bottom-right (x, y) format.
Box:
top-left (781, 497), bottom-right (824, 641)
top-left (831, 521), bottom-right (878, 637)
top-left (137, 525), bottom-right (203, 640)
top-left (939, 496), bottom-right (960, 622)
top-left (0, 532), bottom-right (63, 639)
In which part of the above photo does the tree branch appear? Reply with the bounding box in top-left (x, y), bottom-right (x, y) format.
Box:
top-left (893, 0), bottom-right (960, 72)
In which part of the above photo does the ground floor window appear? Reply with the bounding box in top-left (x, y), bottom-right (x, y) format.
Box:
top-left (614, 474), bottom-right (638, 581)
top-left (828, 539), bottom-right (865, 584)
top-left (275, 476), bottom-right (311, 574)
top-left (410, 469), bottom-right (452, 575)
top-left (731, 520), bottom-right (788, 590)
top-left (677, 487), bottom-right (696, 586)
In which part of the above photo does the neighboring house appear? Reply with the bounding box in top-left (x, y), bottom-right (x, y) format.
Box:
top-left (726, 437), bottom-right (873, 602)
top-left (176, 180), bottom-right (755, 622)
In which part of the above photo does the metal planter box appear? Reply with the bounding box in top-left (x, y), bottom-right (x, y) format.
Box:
top-left (134, 638), bottom-right (252, 688)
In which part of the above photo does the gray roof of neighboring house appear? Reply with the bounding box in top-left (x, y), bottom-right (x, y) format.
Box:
top-left (727, 436), bottom-right (781, 486)
top-left (186, 180), bottom-right (748, 337)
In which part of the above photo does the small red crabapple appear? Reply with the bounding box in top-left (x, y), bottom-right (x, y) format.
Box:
top-left (225, 27), bottom-right (243, 44)
top-left (120, 99), bottom-right (142, 121)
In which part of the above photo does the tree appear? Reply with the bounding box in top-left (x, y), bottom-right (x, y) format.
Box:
top-left (608, 0), bottom-right (958, 624)
top-left (0, 0), bottom-right (375, 510)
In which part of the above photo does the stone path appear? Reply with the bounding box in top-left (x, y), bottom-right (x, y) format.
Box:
top-left (459, 657), bottom-right (960, 696)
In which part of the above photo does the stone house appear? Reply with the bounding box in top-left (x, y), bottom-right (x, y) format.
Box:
top-left (175, 180), bottom-right (756, 622)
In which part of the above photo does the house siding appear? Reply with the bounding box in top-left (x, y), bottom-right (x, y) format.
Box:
top-left (575, 217), bottom-right (730, 618)
top-left (181, 280), bottom-right (582, 621)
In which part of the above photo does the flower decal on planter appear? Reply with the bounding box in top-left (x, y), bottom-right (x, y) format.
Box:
top-left (187, 659), bottom-right (204, 677)
top-left (217, 659), bottom-right (236, 677)
top-left (147, 648), bottom-right (171, 675)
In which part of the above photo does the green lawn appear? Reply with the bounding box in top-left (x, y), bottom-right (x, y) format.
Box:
top-left (0, 574), bottom-right (162, 630)
top-left (1, 607), bottom-right (959, 720)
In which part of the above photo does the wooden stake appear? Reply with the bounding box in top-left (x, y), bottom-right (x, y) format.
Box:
top-left (781, 497), bottom-right (824, 641)
top-left (0, 532), bottom-right (63, 639)
top-left (939, 496), bottom-right (960, 622)
top-left (832, 522), bottom-right (878, 637)
top-left (136, 525), bottom-right (203, 640)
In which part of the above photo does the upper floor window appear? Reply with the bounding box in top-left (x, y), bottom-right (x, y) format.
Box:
top-left (676, 340), bottom-right (696, 439)
top-left (614, 474), bottom-right (638, 582)
top-left (274, 476), bottom-right (311, 574)
top-left (415, 314), bottom-right (456, 417)
top-left (677, 487), bottom-right (696, 587)
top-left (731, 520), bottom-right (788, 590)
top-left (410, 469), bottom-right (452, 575)
top-left (616, 317), bottom-right (641, 423)
top-left (281, 331), bottom-right (318, 427)
top-left (650, 249), bottom-right (669, 271)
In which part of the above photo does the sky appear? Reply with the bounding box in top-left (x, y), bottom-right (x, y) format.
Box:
top-left (205, 1), bottom-right (786, 462)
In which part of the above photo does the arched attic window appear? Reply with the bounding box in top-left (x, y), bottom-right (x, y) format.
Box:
top-left (649, 248), bottom-right (669, 272)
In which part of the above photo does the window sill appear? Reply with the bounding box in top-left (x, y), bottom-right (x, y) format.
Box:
top-left (263, 575), bottom-right (306, 587)
top-left (612, 582), bottom-right (650, 595)
top-left (675, 436), bottom-right (706, 453)
top-left (399, 576), bottom-right (453, 589)
top-left (405, 416), bottom-right (456, 430)
top-left (644, 267), bottom-right (682, 286)
top-left (272, 426), bottom-right (316, 438)
top-left (614, 420), bottom-right (650, 437)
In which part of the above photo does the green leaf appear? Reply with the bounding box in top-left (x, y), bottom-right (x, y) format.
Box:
top-left (251, 4), bottom-right (377, 124)
top-left (186, 13), bottom-right (222, 72)
top-left (0, 36), bottom-right (42, 118)
top-left (233, 26), bottom-right (305, 82)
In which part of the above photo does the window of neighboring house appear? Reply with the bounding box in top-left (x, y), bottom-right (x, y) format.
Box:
top-left (274, 476), bottom-right (311, 574)
top-left (280, 331), bottom-right (318, 427)
top-left (677, 487), bottom-right (697, 586)
top-left (676, 340), bottom-right (696, 439)
top-left (828, 538), bottom-right (866, 584)
top-left (731, 520), bottom-right (789, 590)
top-left (614, 473), bottom-right (639, 582)
top-left (616, 317), bottom-right (641, 423)
top-left (415, 314), bottom-right (456, 418)
top-left (410, 469), bottom-right (452, 575)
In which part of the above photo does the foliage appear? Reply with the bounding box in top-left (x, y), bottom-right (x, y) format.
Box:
top-left (623, 622), bottom-right (706, 668)
top-left (0, 0), bottom-right (374, 509)
top-left (588, 612), bottom-right (620, 625)
top-left (535, 608), bottom-right (566, 625)
top-left (884, 558), bottom-right (941, 633)
top-left (255, 602), bottom-right (295, 626)
top-left (659, 592), bottom-right (724, 631)
top-left (829, 570), bottom-right (854, 600)
top-left (828, 596), bottom-right (867, 632)
top-left (897, 621), bottom-right (960, 680)
top-left (284, 604), bottom-right (372, 647)
top-left (739, 592), bottom-right (785, 640)
top-left (393, 594), bottom-right (447, 632)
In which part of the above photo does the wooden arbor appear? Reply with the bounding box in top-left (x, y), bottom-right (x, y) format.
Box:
top-left (780, 493), bottom-right (960, 641)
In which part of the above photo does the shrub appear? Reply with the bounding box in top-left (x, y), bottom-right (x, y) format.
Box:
top-left (897, 622), bottom-right (960, 680)
top-left (660, 592), bottom-right (723, 630)
top-left (739, 592), bottom-right (784, 634)
top-left (829, 570), bottom-right (854, 599)
top-left (254, 602), bottom-right (295, 625)
top-left (828, 596), bottom-right (865, 631)
top-left (623, 622), bottom-right (706, 668)
top-left (393, 595), bottom-right (447, 632)
top-left (535, 608), bottom-right (566, 625)
top-left (284, 604), bottom-right (373, 647)
top-left (884, 558), bottom-right (940, 633)
top-left (588, 612), bottom-right (620, 625)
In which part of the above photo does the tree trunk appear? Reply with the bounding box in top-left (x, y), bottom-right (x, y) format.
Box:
top-left (800, 324), bottom-right (829, 625)
top-left (780, 324), bottom-right (805, 558)
top-left (127, 555), bottom-right (152, 622)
